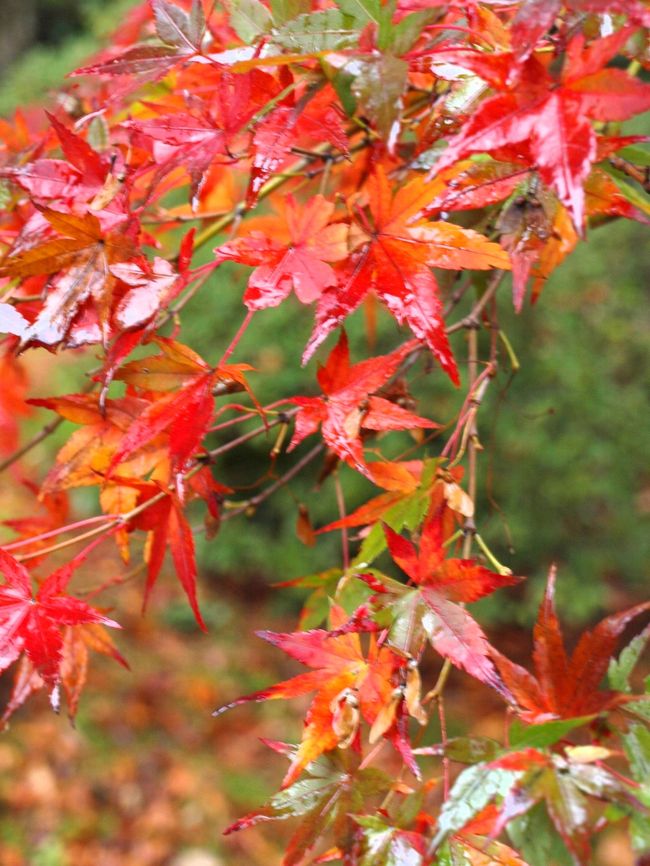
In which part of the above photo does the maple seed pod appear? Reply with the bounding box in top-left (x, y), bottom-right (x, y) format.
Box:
top-left (444, 482), bottom-right (474, 519)
top-left (330, 688), bottom-right (360, 749)
top-left (369, 686), bottom-right (404, 745)
top-left (404, 659), bottom-right (428, 726)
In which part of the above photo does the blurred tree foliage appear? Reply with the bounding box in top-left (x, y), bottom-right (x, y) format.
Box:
top-left (0, 2), bottom-right (647, 627)
top-left (0, 0), bottom-right (136, 114)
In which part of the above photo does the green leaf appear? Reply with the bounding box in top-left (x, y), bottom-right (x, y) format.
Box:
top-left (430, 764), bottom-right (518, 851)
top-left (272, 9), bottom-right (358, 52)
top-left (387, 589), bottom-right (426, 652)
top-left (270, 776), bottom-right (340, 817)
top-left (601, 165), bottom-right (650, 216)
top-left (354, 491), bottom-right (427, 566)
top-left (507, 803), bottom-right (574, 866)
top-left (415, 736), bottom-right (502, 764)
top-left (375, 0), bottom-right (397, 53)
top-left (351, 54), bottom-right (408, 147)
top-left (509, 716), bottom-right (594, 750)
top-left (444, 736), bottom-right (502, 764)
top-left (355, 816), bottom-right (426, 866)
top-left (623, 723), bottom-right (650, 781)
top-left (269, 0), bottom-right (311, 25)
top-left (388, 8), bottom-right (437, 56)
top-left (631, 809), bottom-right (650, 859)
top-left (608, 625), bottom-right (650, 692)
top-left (336, 573), bottom-right (373, 613)
top-left (229, 0), bottom-right (273, 43)
top-left (326, 66), bottom-right (357, 117)
top-left (355, 521), bottom-right (389, 566)
top-left (334, 0), bottom-right (381, 26)
top-left (153, 0), bottom-right (203, 49)
top-left (87, 116), bottom-right (109, 152)
top-left (626, 698), bottom-right (650, 722)
top-left (188, 0), bottom-right (206, 45)
top-left (617, 145), bottom-right (650, 167)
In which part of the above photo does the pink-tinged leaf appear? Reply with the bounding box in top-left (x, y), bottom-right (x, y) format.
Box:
top-left (0, 304), bottom-right (29, 340)
top-left (511, 0), bottom-right (560, 61)
top-left (288, 398), bottom-right (327, 452)
top-left (431, 48), bottom-right (518, 91)
top-left (427, 162), bottom-right (527, 214)
top-left (215, 195), bottom-right (348, 309)
top-left (73, 44), bottom-right (181, 77)
top-left (563, 28), bottom-right (633, 82)
top-left (0, 548), bottom-right (31, 595)
top-left (1, 657), bottom-right (43, 726)
top-left (111, 257), bottom-right (187, 329)
top-left (389, 705), bottom-right (422, 780)
top-left (256, 627), bottom-right (362, 670)
top-left (420, 589), bottom-right (505, 694)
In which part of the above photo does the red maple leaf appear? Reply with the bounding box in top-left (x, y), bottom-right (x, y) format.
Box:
top-left (0, 208), bottom-right (137, 346)
top-left (0, 547), bottom-right (120, 690)
top-left (126, 68), bottom-right (279, 207)
top-left (121, 481), bottom-right (207, 631)
top-left (491, 565), bottom-right (650, 723)
top-left (511, 1), bottom-right (650, 61)
top-left (215, 604), bottom-right (405, 788)
top-left (305, 167), bottom-right (510, 381)
top-left (382, 515), bottom-right (520, 691)
top-left (431, 30), bottom-right (650, 229)
top-left (289, 331), bottom-right (438, 476)
top-left (2, 622), bottom-right (128, 724)
top-left (245, 94), bottom-right (348, 208)
top-left (109, 336), bottom-right (256, 477)
top-left (73, 0), bottom-right (206, 80)
top-left (214, 194), bottom-right (349, 308)
top-left (0, 112), bottom-right (128, 212)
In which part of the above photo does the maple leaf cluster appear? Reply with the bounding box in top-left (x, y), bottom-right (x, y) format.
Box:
top-left (0, 0), bottom-right (649, 864)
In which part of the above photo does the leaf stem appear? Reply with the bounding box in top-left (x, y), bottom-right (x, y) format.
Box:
top-left (2, 514), bottom-right (120, 551)
top-left (474, 533), bottom-right (513, 576)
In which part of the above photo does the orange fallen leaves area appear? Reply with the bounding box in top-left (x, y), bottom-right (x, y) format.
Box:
top-left (0, 575), bottom-right (641, 866)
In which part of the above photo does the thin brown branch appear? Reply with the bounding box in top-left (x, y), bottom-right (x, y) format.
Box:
top-left (0, 415), bottom-right (65, 475)
top-left (222, 444), bottom-right (324, 521)
top-left (609, 155), bottom-right (650, 192)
